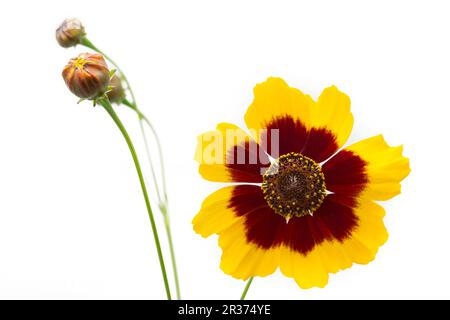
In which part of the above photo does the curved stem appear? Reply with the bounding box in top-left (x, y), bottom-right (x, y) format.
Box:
top-left (240, 277), bottom-right (254, 300)
top-left (82, 37), bottom-right (169, 206)
top-left (141, 115), bottom-right (169, 204)
top-left (122, 99), bottom-right (162, 202)
top-left (124, 100), bottom-right (180, 299)
top-left (161, 206), bottom-right (181, 299)
top-left (139, 119), bottom-right (163, 203)
top-left (99, 98), bottom-right (171, 300)
top-left (82, 37), bottom-right (180, 299)
top-left (122, 99), bottom-right (168, 204)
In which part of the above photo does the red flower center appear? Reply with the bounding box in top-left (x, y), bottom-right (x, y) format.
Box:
top-left (262, 152), bottom-right (327, 218)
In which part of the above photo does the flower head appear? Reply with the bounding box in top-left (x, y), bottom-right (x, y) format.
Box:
top-left (107, 75), bottom-right (126, 104)
top-left (62, 53), bottom-right (110, 100)
top-left (56, 18), bottom-right (85, 48)
top-left (193, 78), bottom-right (410, 289)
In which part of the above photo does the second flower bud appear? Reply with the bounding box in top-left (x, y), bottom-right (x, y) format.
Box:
top-left (107, 75), bottom-right (126, 104)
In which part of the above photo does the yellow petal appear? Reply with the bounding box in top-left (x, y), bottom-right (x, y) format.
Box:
top-left (347, 135), bottom-right (411, 201)
top-left (192, 186), bottom-right (240, 238)
top-left (309, 86), bottom-right (354, 148)
top-left (315, 199), bottom-right (387, 272)
top-left (244, 77), bottom-right (311, 139)
top-left (279, 246), bottom-right (329, 289)
top-left (315, 240), bottom-right (353, 274)
top-left (219, 219), bottom-right (279, 280)
top-left (277, 199), bottom-right (387, 288)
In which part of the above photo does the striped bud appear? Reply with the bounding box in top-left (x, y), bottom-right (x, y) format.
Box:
top-left (62, 53), bottom-right (110, 99)
top-left (56, 18), bottom-right (85, 48)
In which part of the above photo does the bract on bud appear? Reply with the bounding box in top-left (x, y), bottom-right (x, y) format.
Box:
top-left (56, 18), bottom-right (85, 48)
top-left (62, 53), bottom-right (110, 99)
top-left (107, 75), bottom-right (126, 104)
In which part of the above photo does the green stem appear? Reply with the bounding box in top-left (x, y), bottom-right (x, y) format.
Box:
top-left (122, 99), bottom-right (167, 204)
top-left (161, 206), bottom-right (181, 299)
top-left (240, 277), bottom-right (254, 300)
top-left (99, 98), bottom-right (171, 300)
top-left (123, 99), bottom-right (180, 299)
top-left (122, 100), bottom-right (161, 201)
top-left (82, 37), bottom-right (169, 206)
top-left (82, 38), bottom-right (164, 204)
top-left (82, 37), bottom-right (180, 299)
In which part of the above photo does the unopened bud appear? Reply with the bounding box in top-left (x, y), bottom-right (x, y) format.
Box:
top-left (62, 53), bottom-right (110, 99)
top-left (107, 75), bottom-right (126, 104)
top-left (56, 18), bottom-right (85, 48)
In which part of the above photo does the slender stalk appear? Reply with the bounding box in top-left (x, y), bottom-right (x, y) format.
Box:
top-left (123, 99), bottom-right (180, 299)
top-left (123, 99), bottom-right (163, 204)
top-left (82, 37), bottom-right (181, 299)
top-left (81, 38), bottom-right (169, 206)
top-left (98, 98), bottom-right (171, 300)
top-left (161, 206), bottom-right (181, 299)
top-left (240, 277), bottom-right (254, 300)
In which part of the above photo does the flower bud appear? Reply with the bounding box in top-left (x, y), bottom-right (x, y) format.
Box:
top-left (107, 75), bottom-right (126, 104)
top-left (62, 53), bottom-right (110, 99)
top-left (56, 18), bottom-right (85, 48)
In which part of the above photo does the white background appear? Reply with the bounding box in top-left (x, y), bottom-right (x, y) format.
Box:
top-left (0, 0), bottom-right (448, 299)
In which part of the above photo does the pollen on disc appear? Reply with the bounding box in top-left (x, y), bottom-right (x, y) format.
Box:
top-left (261, 152), bottom-right (327, 218)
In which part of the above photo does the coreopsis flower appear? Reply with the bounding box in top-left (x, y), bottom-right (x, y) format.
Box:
top-left (62, 53), bottom-right (110, 100)
top-left (107, 75), bottom-right (126, 104)
top-left (193, 77), bottom-right (410, 289)
top-left (55, 18), bottom-right (85, 48)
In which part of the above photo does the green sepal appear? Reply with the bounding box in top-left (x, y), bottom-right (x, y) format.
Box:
top-left (104, 86), bottom-right (113, 95)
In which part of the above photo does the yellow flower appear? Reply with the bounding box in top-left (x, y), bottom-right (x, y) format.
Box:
top-left (193, 77), bottom-right (410, 289)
